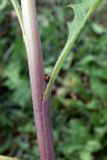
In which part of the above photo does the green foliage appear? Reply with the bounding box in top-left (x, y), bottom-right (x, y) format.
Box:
top-left (0, 0), bottom-right (107, 160)
top-left (44, 0), bottom-right (101, 98)
top-left (0, 0), bottom-right (7, 10)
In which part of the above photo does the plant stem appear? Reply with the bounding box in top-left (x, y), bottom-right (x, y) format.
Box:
top-left (21, 0), bottom-right (55, 160)
top-left (10, 0), bottom-right (24, 33)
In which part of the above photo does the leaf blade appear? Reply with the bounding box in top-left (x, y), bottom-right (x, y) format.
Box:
top-left (44, 0), bottom-right (101, 98)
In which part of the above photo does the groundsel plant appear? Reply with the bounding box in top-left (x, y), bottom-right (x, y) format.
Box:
top-left (1, 0), bottom-right (101, 160)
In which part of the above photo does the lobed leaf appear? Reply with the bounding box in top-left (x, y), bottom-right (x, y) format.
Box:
top-left (44, 0), bottom-right (101, 98)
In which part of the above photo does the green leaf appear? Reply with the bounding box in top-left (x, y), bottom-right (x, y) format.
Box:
top-left (90, 78), bottom-right (107, 100)
top-left (0, 0), bottom-right (7, 10)
top-left (92, 23), bottom-right (105, 34)
top-left (44, 0), bottom-right (101, 98)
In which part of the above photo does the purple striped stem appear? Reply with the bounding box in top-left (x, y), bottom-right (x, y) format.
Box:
top-left (21, 0), bottom-right (55, 160)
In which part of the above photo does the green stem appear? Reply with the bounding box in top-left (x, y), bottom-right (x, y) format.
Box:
top-left (43, 37), bottom-right (77, 99)
top-left (10, 0), bottom-right (24, 33)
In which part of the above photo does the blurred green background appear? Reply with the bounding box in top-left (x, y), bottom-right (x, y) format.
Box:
top-left (0, 0), bottom-right (107, 160)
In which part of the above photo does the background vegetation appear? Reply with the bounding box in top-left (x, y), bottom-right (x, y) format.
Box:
top-left (0, 0), bottom-right (107, 160)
